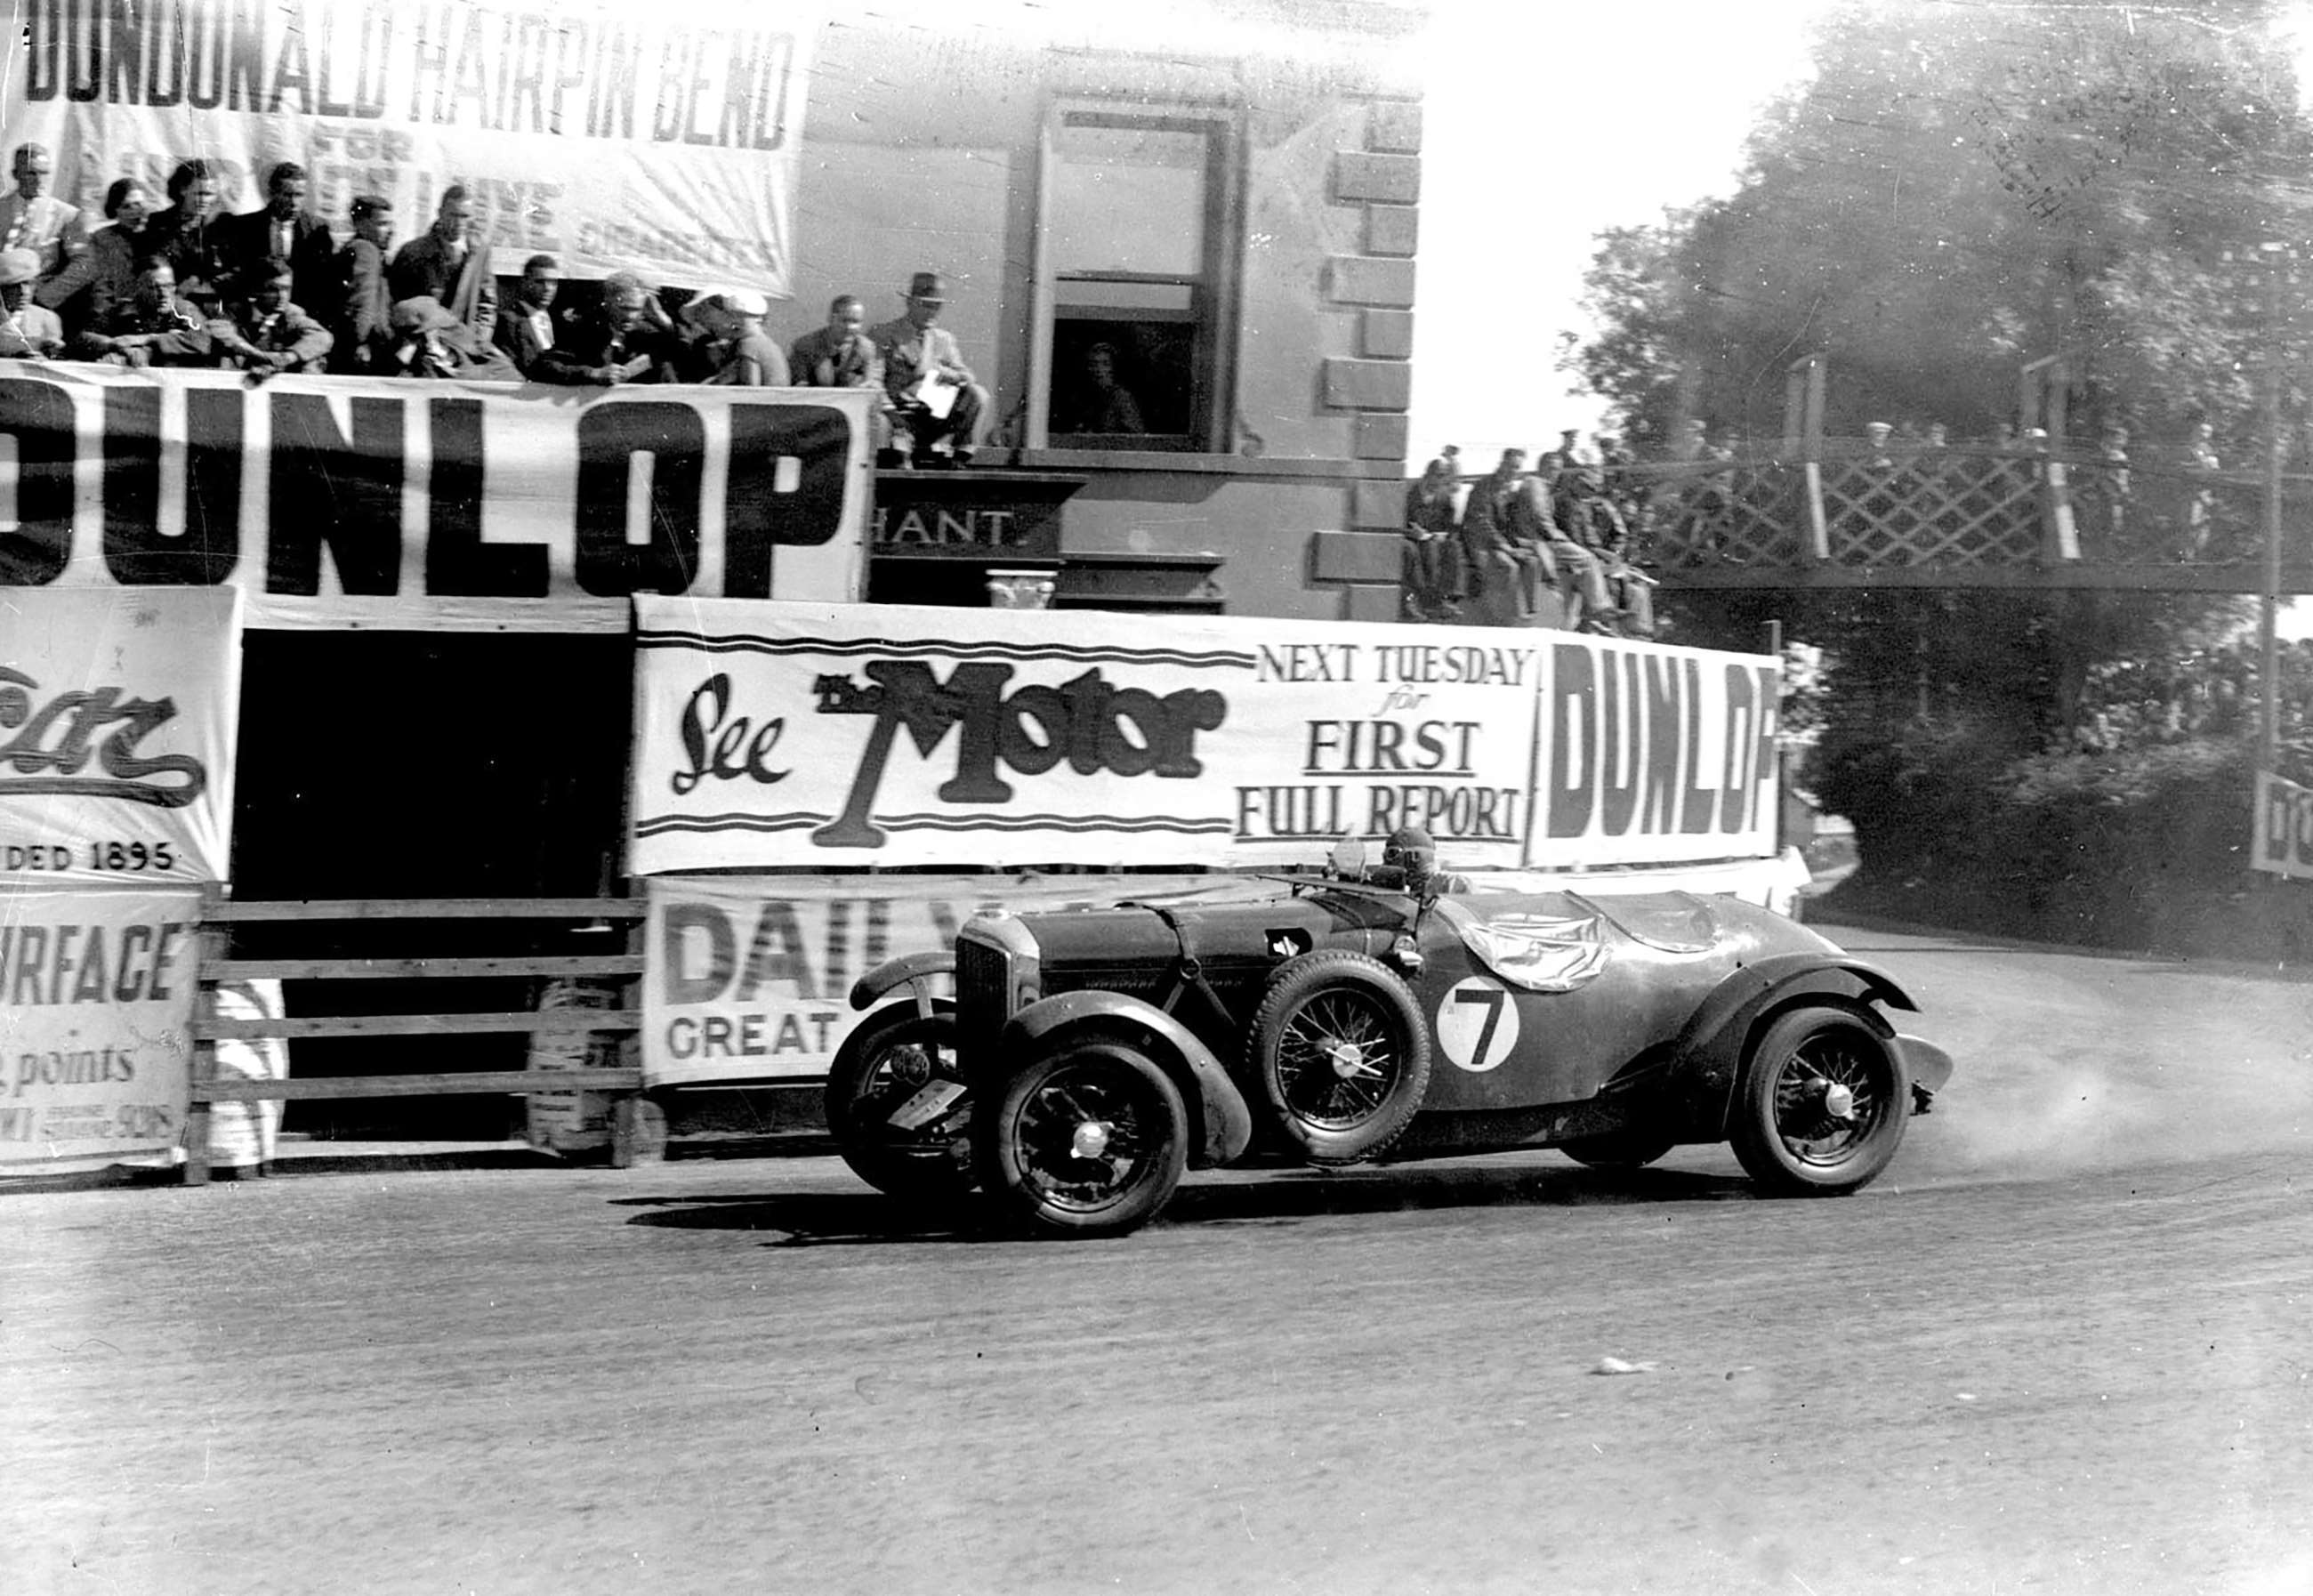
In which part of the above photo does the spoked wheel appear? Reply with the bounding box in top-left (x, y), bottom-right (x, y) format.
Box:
top-left (1559, 1130), bottom-right (1678, 1170)
top-left (823, 1003), bottom-right (975, 1201)
top-left (1729, 1004), bottom-right (1911, 1197)
top-left (976, 1037), bottom-right (1188, 1238)
top-left (1247, 951), bottom-right (1431, 1165)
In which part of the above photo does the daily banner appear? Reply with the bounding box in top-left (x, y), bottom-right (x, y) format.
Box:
top-left (0, 884), bottom-right (199, 1174)
top-left (627, 599), bottom-right (1781, 873)
top-left (0, 364), bottom-right (874, 629)
top-left (2, 585), bottom-right (242, 884)
top-left (1, 0), bottom-right (822, 291)
top-left (2253, 770), bottom-right (2313, 881)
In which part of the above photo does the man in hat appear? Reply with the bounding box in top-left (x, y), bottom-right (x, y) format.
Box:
top-left (0, 247), bottom-right (66, 358)
top-left (384, 294), bottom-right (516, 380)
top-left (0, 143), bottom-right (83, 281)
top-left (697, 288), bottom-right (789, 386)
top-left (869, 270), bottom-right (988, 467)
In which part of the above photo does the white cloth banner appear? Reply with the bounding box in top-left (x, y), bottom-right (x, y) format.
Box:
top-left (2, 585), bottom-right (242, 885)
top-left (0, 364), bottom-right (874, 630)
top-left (0, 0), bottom-right (821, 292)
top-left (626, 599), bottom-right (1781, 874)
top-left (0, 883), bottom-right (200, 1174)
top-left (2253, 770), bottom-right (2313, 881)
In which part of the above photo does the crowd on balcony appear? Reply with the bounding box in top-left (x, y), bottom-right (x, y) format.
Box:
top-left (0, 143), bottom-right (992, 467)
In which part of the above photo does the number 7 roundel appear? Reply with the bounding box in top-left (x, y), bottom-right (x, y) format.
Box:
top-left (1436, 977), bottom-right (1520, 1073)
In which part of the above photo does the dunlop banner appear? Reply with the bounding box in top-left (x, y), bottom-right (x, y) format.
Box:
top-left (0, 884), bottom-right (199, 1174)
top-left (2253, 769), bottom-right (2313, 881)
top-left (1, 0), bottom-right (822, 291)
top-left (0, 364), bottom-right (872, 629)
top-left (645, 872), bottom-right (1287, 1085)
top-left (2, 586), bottom-right (242, 884)
top-left (627, 600), bottom-right (1781, 873)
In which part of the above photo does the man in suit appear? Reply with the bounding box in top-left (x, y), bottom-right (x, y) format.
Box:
top-left (869, 271), bottom-right (988, 468)
top-left (531, 270), bottom-right (680, 386)
top-left (0, 143), bottom-right (83, 282)
top-left (331, 195), bottom-right (396, 373)
top-left (221, 161), bottom-right (339, 324)
top-left (493, 254), bottom-right (560, 377)
top-left (390, 185), bottom-right (495, 341)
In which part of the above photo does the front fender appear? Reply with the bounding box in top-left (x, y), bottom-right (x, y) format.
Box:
top-left (1672, 954), bottom-right (1923, 1132)
top-left (999, 990), bottom-right (1254, 1169)
top-left (848, 951), bottom-right (955, 1013)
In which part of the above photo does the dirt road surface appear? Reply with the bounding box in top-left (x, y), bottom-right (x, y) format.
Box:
top-left (4, 921), bottom-right (2310, 1596)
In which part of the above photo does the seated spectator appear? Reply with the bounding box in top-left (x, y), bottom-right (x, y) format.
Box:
top-left (791, 292), bottom-right (890, 448)
top-left (77, 260), bottom-right (219, 367)
top-left (1, 142), bottom-right (85, 281)
top-left (0, 248), bottom-right (66, 358)
top-left (149, 159), bottom-right (228, 294)
top-left (1402, 447), bottom-right (1464, 621)
top-left (36, 178), bottom-right (160, 335)
top-left (390, 185), bottom-right (495, 341)
top-left (213, 256), bottom-right (334, 375)
top-left (532, 270), bottom-right (679, 385)
top-left (332, 195), bottom-right (397, 374)
top-left (383, 294), bottom-right (517, 381)
top-left (870, 270), bottom-right (988, 468)
top-left (493, 253), bottom-right (561, 376)
top-left (697, 288), bottom-right (788, 386)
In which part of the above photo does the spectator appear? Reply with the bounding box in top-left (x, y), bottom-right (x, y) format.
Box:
top-left (1064, 341), bottom-right (1147, 433)
top-left (1459, 448), bottom-right (1543, 618)
top-left (390, 185), bottom-right (495, 341)
top-left (332, 195), bottom-right (396, 374)
top-left (36, 177), bottom-right (158, 334)
top-left (1512, 460), bottom-right (1614, 628)
top-left (77, 260), bottom-right (217, 367)
top-left (791, 292), bottom-right (890, 449)
top-left (149, 159), bottom-right (228, 294)
top-left (493, 254), bottom-right (561, 376)
top-left (0, 249), bottom-right (66, 358)
top-left (870, 270), bottom-right (988, 468)
top-left (222, 161), bottom-right (338, 324)
top-left (383, 294), bottom-right (516, 381)
top-left (532, 270), bottom-right (677, 385)
top-left (214, 256), bottom-right (333, 375)
top-left (1402, 448), bottom-right (1465, 621)
top-left (0, 142), bottom-right (84, 281)
top-left (697, 288), bottom-right (789, 386)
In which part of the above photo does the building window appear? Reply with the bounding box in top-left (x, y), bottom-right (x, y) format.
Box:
top-left (1032, 104), bottom-right (1238, 453)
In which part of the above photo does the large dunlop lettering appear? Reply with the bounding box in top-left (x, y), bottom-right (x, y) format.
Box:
top-left (1546, 643), bottom-right (1777, 840)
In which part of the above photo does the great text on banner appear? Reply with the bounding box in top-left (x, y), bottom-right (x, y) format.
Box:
top-left (2253, 770), bottom-right (2313, 881)
top-left (645, 872), bottom-right (1290, 1086)
top-left (628, 599), bottom-right (1554, 873)
top-left (0, 0), bottom-right (822, 292)
top-left (0, 884), bottom-right (199, 1174)
top-left (0, 365), bottom-right (873, 629)
top-left (2, 586), bottom-right (242, 885)
top-left (1529, 635), bottom-right (1783, 870)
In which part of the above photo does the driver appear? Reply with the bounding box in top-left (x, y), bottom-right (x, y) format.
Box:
top-left (1382, 826), bottom-right (1472, 895)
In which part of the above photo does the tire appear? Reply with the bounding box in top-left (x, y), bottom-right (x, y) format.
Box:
top-left (1246, 950), bottom-right (1431, 1165)
top-left (1729, 1004), bottom-right (1911, 1197)
top-left (1559, 1131), bottom-right (1677, 1170)
top-left (975, 1036), bottom-right (1188, 1238)
top-left (823, 1003), bottom-right (975, 1201)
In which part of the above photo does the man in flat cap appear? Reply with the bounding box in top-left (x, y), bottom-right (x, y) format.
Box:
top-left (0, 247), bottom-right (66, 358)
top-left (869, 270), bottom-right (988, 468)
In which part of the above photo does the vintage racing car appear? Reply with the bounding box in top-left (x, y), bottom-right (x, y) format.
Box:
top-left (825, 830), bottom-right (1954, 1238)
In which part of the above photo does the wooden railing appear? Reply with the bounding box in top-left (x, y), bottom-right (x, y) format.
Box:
top-left (186, 894), bottom-right (650, 1185)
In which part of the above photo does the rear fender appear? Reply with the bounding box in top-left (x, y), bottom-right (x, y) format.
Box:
top-left (999, 990), bottom-right (1254, 1168)
top-left (1672, 955), bottom-right (1921, 1135)
top-left (848, 952), bottom-right (955, 1014)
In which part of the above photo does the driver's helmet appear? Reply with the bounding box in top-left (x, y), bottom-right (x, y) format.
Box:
top-left (1382, 826), bottom-right (1438, 878)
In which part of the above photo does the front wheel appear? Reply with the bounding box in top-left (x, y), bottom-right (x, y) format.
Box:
top-left (975, 1036), bottom-right (1188, 1238)
top-left (824, 1003), bottom-right (974, 1201)
top-left (1729, 1005), bottom-right (1911, 1197)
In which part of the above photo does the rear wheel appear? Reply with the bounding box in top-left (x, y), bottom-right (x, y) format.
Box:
top-left (1729, 1005), bottom-right (1910, 1196)
top-left (976, 1036), bottom-right (1188, 1238)
top-left (823, 1004), bottom-right (974, 1201)
top-left (1247, 951), bottom-right (1431, 1165)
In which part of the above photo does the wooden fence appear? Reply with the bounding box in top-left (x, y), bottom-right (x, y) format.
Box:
top-left (186, 894), bottom-right (651, 1185)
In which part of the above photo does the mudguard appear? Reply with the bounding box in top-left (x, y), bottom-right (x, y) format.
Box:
top-left (848, 951), bottom-right (955, 1013)
top-left (1672, 953), bottom-right (1928, 1133)
top-left (999, 990), bottom-right (1256, 1168)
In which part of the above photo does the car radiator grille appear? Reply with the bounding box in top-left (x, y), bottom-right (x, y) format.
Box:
top-left (955, 935), bottom-right (1014, 1052)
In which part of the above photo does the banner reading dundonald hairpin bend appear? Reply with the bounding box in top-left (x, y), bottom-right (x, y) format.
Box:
top-left (626, 599), bottom-right (1781, 874)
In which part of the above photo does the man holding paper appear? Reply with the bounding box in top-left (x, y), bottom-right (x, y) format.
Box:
top-left (870, 270), bottom-right (989, 468)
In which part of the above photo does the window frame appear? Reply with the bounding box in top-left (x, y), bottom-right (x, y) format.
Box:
top-left (1028, 94), bottom-right (1244, 455)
